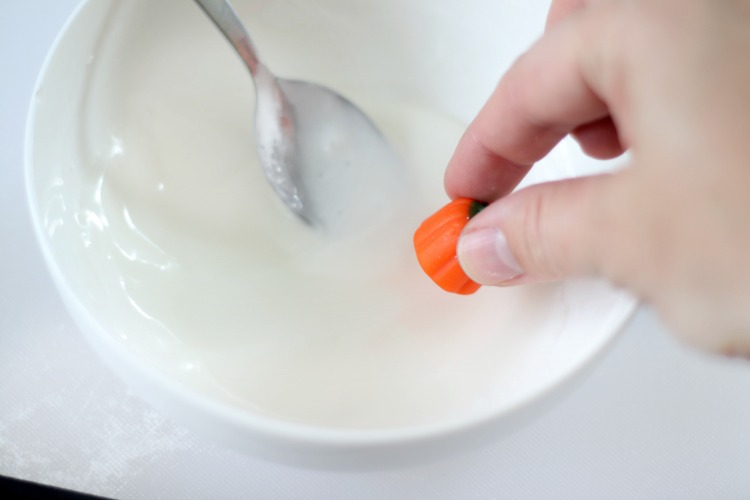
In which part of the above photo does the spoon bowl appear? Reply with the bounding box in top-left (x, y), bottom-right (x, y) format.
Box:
top-left (195, 0), bottom-right (404, 233)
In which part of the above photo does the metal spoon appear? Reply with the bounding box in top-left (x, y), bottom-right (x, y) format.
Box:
top-left (194, 0), bottom-right (404, 233)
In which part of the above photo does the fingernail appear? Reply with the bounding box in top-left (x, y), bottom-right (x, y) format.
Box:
top-left (457, 228), bottom-right (524, 285)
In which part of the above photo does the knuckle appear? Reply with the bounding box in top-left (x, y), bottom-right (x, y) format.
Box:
top-left (515, 186), bottom-right (568, 279)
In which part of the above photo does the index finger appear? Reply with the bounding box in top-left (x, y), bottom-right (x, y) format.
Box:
top-left (444, 4), bottom-right (618, 201)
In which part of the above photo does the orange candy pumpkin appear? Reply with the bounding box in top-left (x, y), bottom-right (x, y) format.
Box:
top-left (413, 198), bottom-right (487, 295)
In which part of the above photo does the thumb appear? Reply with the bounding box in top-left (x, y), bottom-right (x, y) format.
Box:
top-left (457, 173), bottom-right (619, 286)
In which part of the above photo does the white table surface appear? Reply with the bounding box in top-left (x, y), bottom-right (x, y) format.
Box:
top-left (3, 2), bottom-right (750, 499)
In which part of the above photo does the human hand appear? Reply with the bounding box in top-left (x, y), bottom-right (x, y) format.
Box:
top-left (445, 0), bottom-right (750, 355)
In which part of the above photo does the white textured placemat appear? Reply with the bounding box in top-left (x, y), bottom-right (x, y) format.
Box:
top-left (3, 2), bottom-right (750, 499)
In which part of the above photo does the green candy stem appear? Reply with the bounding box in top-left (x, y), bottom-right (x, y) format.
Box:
top-left (468, 200), bottom-right (488, 219)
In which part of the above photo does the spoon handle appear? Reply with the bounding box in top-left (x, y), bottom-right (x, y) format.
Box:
top-left (194, 0), bottom-right (262, 76)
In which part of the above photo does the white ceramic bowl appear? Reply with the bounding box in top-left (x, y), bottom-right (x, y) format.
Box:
top-left (26, 0), bottom-right (636, 468)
